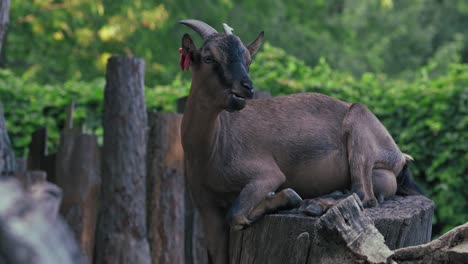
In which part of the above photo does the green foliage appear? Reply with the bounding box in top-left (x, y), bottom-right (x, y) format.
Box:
top-left (6, 0), bottom-right (468, 85)
top-left (0, 69), bottom-right (188, 156)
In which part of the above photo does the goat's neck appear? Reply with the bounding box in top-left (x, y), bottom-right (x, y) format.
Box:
top-left (181, 84), bottom-right (222, 161)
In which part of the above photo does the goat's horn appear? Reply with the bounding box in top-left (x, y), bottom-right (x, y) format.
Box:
top-left (179, 19), bottom-right (218, 39)
top-left (222, 23), bottom-right (234, 35)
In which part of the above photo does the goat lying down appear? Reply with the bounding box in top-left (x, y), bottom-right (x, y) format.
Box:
top-left (179, 19), bottom-right (423, 264)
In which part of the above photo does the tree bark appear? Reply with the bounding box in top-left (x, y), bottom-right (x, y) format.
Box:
top-left (147, 112), bottom-right (185, 264)
top-left (0, 101), bottom-right (15, 177)
top-left (230, 195), bottom-right (434, 264)
top-left (0, 178), bottom-right (83, 264)
top-left (55, 127), bottom-right (101, 263)
top-left (0, 0), bottom-right (10, 53)
top-left (94, 57), bottom-right (151, 264)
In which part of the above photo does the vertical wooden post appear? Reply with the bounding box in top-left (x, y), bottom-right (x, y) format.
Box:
top-left (176, 97), bottom-right (209, 264)
top-left (147, 111), bottom-right (185, 264)
top-left (55, 109), bottom-right (101, 264)
top-left (0, 101), bottom-right (15, 177)
top-left (95, 57), bottom-right (151, 264)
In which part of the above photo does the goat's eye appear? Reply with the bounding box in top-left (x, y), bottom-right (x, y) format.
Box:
top-left (203, 56), bottom-right (214, 64)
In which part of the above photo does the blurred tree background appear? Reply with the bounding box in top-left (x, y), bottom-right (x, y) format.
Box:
top-left (0, 0), bottom-right (467, 236)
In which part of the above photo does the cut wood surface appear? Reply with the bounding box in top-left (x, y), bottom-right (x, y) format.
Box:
top-left (147, 112), bottom-right (185, 264)
top-left (230, 195), bottom-right (434, 264)
top-left (94, 56), bottom-right (151, 264)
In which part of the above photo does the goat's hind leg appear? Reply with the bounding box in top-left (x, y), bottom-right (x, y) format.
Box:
top-left (343, 103), bottom-right (380, 207)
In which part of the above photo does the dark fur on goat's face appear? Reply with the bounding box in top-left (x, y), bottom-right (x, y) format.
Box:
top-left (182, 31), bottom-right (263, 112)
top-left (198, 34), bottom-right (253, 112)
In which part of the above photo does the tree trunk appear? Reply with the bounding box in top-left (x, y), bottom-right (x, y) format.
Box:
top-left (0, 0), bottom-right (10, 53)
top-left (147, 112), bottom-right (185, 264)
top-left (94, 57), bottom-right (151, 264)
top-left (230, 195), bottom-right (434, 264)
top-left (55, 126), bottom-right (101, 263)
top-left (0, 101), bottom-right (15, 177)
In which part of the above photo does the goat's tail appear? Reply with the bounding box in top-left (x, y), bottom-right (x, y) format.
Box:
top-left (396, 154), bottom-right (425, 196)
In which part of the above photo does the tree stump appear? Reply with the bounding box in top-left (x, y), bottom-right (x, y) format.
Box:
top-left (95, 57), bottom-right (151, 264)
top-left (55, 126), bottom-right (101, 263)
top-left (147, 112), bottom-right (185, 264)
top-left (230, 195), bottom-right (434, 264)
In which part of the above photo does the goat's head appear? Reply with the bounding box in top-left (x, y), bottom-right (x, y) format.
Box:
top-left (179, 19), bottom-right (264, 112)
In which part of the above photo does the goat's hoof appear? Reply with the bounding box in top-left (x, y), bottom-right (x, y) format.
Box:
top-left (298, 200), bottom-right (324, 216)
top-left (283, 188), bottom-right (303, 208)
top-left (229, 215), bottom-right (251, 231)
top-left (362, 197), bottom-right (378, 208)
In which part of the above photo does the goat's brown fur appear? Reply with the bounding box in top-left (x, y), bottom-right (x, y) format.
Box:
top-left (179, 19), bottom-right (421, 264)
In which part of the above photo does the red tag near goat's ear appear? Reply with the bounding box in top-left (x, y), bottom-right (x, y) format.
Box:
top-left (179, 48), bottom-right (191, 71)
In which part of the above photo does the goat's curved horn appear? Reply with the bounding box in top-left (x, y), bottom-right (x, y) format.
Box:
top-left (222, 23), bottom-right (234, 35)
top-left (179, 19), bottom-right (218, 39)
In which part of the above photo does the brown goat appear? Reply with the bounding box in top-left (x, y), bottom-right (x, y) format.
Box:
top-left (179, 19), bottom-right (422, 264)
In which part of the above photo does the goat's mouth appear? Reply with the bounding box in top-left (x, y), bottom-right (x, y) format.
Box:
top-left (231, 92), bottom-right (247, 101)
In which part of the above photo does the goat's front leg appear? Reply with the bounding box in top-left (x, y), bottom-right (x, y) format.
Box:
top-left (226, 170), bottom-right (293, 230)
top-left (198, 204), bottom-right (230, 264)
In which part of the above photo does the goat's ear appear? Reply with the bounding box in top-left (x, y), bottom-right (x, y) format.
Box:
top-left (180, 34), bottom-right (197, 70)
top-left (246, 31), bottom-right (264, 56)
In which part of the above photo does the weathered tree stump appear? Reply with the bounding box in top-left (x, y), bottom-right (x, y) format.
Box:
top-left (147, 112), bottom-right (185, 264)
top-left (55, 125), bottom-right (101, 263)
top-left (230, 195), bottom-right (434, 264)
top-left (95, 57), bottom-right (151, 264)
top-left (0, 178), bottom-right (83, 264)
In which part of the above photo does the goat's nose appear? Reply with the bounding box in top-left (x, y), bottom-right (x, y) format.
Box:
top-left (240, 80), bottom-right (254, 98)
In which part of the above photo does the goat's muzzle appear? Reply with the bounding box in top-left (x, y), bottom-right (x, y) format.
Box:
top-left (232, 79), bottom-right (254, 100)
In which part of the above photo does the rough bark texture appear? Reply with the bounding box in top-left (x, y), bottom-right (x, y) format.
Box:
top-left (393, 222), bottom-right (468, 264)
top-left (0, 101), bottom-right (14, 177)
top-left (147, 112), bottom-right (185, 264)
top-left (55, 127), bottom-right (101, 263)
top-left (95, 57), bottom-right (151, 264)
top-left (230, 195), bottom-right (434, 264)
top-left (0, 178), bottom-right (83, 264)
top-left (0, 0), bottom-right (10, 53)
top-left (176, 99), bottom-right (209, 264)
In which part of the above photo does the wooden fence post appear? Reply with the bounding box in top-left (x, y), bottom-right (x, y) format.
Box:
top-left (0, 100), bottom-right (15, 177)
top-left (147, 111), bottom-right (185, 263)
top-left (95, 57), bottom-right (151, 264)
top-left (55, 102), bottom-right (101, 263)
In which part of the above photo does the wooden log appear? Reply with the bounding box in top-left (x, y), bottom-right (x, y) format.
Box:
top-left (27, 128), bottom-right (47, 170)
top-left (392, 222), bottom-right (468, 264)
top-left (230, 195), bottom-right (434, 264)
top-left (147, 112), bottom-right (185, 264)
top-left (55, 126), bottom-right (101, 263)
top-left (0, 0), bottom-right (10, 52)
top-left (95, 56), bottom-right (151, 264)
top-left (0, 100), bottom-right (15, 177)
top-left (0, 178), bottom-right (83, 264)
top-left (176, 100), bottom-right (209, 264)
